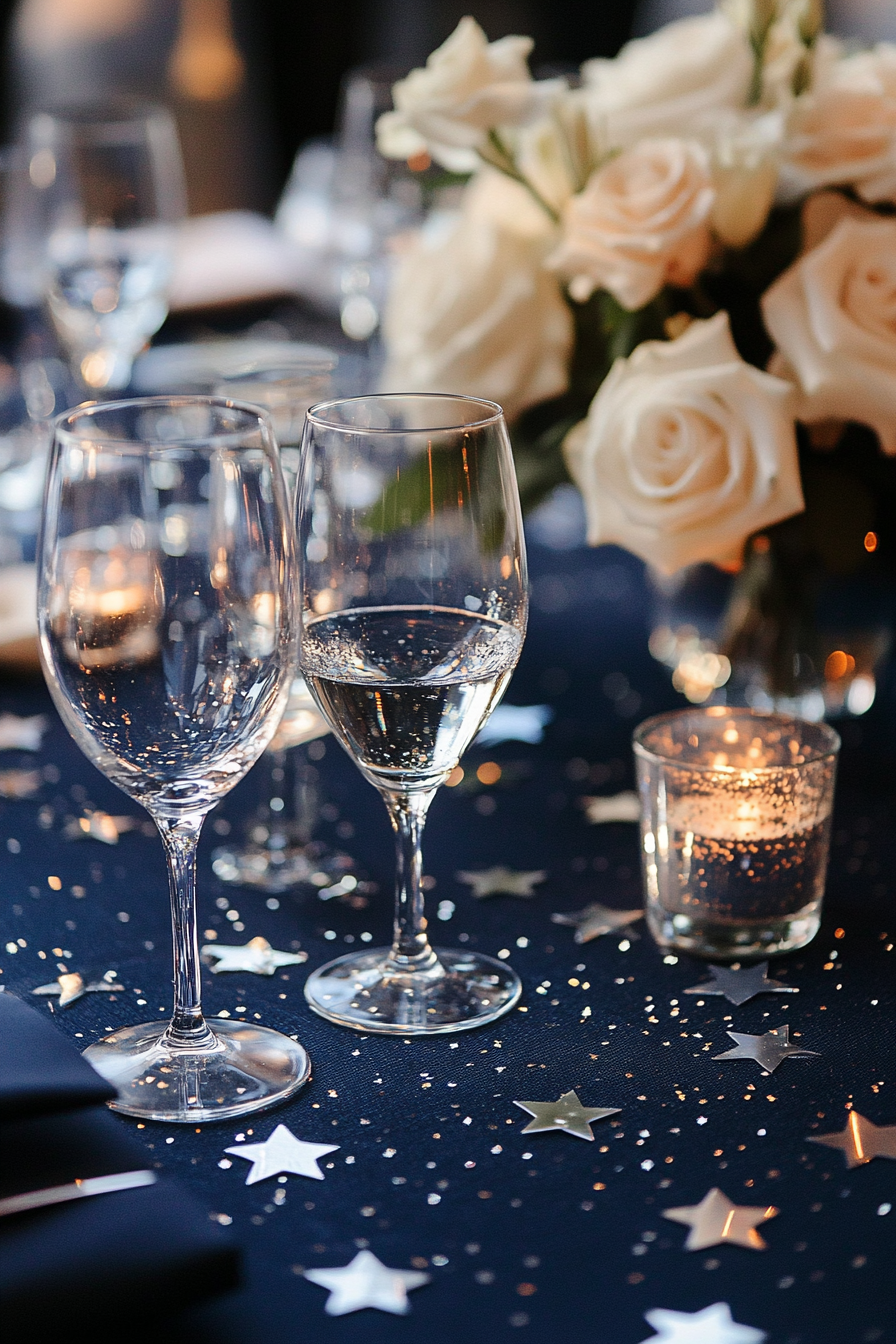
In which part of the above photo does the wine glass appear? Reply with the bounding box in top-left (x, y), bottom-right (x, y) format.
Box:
top-left (37, 396), bottom-right (310, 1121)
top-left (206, 360), bottom-right (363, 896)
top-left (26, 104), bottom-right (185, 392)
top-left (297, 393), bottom-right (528, 1033)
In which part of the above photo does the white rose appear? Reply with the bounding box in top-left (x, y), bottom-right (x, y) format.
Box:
top-left (762, 215), bottom-right (896, 454)
top-left (580, 13), bottom-right (753, 148)
top-left (379, 173), bottom-right (572, 421)
top-left (549, 139), bottom-right (715, 311)
top-left (779, 40), bottom-right (896, 203)
top-left (375, 16), bottom-right (562, 173)
top-left (565, 312), bottom-right (803, 574)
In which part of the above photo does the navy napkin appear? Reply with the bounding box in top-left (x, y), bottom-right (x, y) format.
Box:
top-left (0, 993), bottom-right (240, 1333)
top-left (0, 988), bottom-right (116, 1119)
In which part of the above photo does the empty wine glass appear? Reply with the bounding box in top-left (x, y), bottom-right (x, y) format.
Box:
top-left (207, 359), bottom-right (363, 896)
top-left (26, 104), bottom-right (185, 392)
top-left (298, 393), bottom-right (528, 1033)
top-left (37, 396), bottom-right (310, 1121)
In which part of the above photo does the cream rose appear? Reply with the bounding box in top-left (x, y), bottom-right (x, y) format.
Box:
top-left (379, 174), bottom-right (572, 421)
top-left (779, 40), bottom-right (896, 203)
top-left (762, 216), bottom-right (896, 454)
top-left (564, 313), bottom-right (803, 574)
top-left (375, 16), bottom-right (562, 173)
top-left (580, 13), bottom-right (753, 149)
top-left (549, 139), bottom-right (715, 310)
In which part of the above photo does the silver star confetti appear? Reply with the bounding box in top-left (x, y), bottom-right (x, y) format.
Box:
top-left (581, 791), bottom-right (641, 823)
top-left (663, 1187), bottom-right (778, 1250)
top-left (201, 936), bottom-right (307, 975)
top-left (0, 768), bottom-right (41, 798)
top-left (0, 713), bottom-right (47, 751)
top-left (32, 971), bottom-right (123, 1008)
top-left (63, 810), bottom-right (138, 845)
top-left (305, 1250), bottom-right (430, 1316)
top-left (513, 1089), bottom-right (620, 1141)
top-left (225, 1124), bottom-right (339, 1184)
top-left (684, 961), bottom-right (797, 1007)
top-left (713, 1024), bottom-right (819, 1073)
top-left (639, 1302), bottom-right (766, 1344)
top-left (551, 902), bottom-right (643, 944)
top-left (807, 1111), bottom-right (896, 1168)
top-left (455, 866), bottom-right (547, 899)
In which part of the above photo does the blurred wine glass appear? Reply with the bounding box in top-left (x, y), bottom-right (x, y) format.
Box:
top-left (208, 358), bottom-right (365, 896)
top-left (38, 395), bottom-right (310, 1121)
top-left (298, 393), bottom-right (528, 1033)
top-left (24, 105), bottom-right (185, 392)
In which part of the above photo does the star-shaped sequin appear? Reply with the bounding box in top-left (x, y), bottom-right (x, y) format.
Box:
top-left (684, 961), bottom-right (797, 1007)
top-left (551, 902), bottom-right (643, 944)
top-left (305, 1249), bottom-right (430, 1316)
top-left (225, 1124), bottom-right (339, 1184)
top-left (639, 1302), bottom-right (766, 1344)
top-left (201, 936), bottom-right (307, 975)
top-left (0, 713), bottom-right (47, 751)
top-left (32, 971), bottom-right (123, 1008)
top-left (663, 1187), bottom-right (778, 1250)
top-left (807, 1111), bottom-right (896, 1168)
top-left (63, 810), bottom-right (138, 845)
top-left (713, 1024), bottom-right (819, 1073)
top-left (513, 1089), bottom-right (620, 1141)
top-left (581, 791), bottom-right (641, 823)
top-left (455, 867), bottom-right (547, 899)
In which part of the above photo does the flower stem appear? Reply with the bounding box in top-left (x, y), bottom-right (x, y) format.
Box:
top-left (478, 129), bottom-right (561, 224)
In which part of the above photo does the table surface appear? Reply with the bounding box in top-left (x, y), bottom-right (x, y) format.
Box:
top-left (1, 529), bottom-right (895, 1344)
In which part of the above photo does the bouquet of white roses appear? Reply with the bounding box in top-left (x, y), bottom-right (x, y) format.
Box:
top-left (374, 4), bottom-right (896, 703)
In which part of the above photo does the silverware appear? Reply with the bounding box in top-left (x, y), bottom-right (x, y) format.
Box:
top-left (0, 1169), bottom-right (157, 1218)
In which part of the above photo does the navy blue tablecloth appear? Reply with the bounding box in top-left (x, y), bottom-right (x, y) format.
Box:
top-left (0, 541), bottom-right (893, 1344)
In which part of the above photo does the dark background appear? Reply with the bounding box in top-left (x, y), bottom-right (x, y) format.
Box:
top-left (0, 0), bottom-right (639, 212)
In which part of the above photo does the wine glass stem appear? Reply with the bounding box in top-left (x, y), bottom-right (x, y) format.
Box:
top-left (156, 813), bottom-right (216, 1048)
top-left (383, 790), bottom-right (438, 973)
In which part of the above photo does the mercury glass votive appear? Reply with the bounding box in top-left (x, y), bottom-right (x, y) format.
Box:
top-left (633, 707), bottom-right (839, 960)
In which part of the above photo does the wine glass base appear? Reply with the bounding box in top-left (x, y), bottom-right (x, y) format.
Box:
top-left (82, 1019), bottom-right (311, 1123)
top-left (304, 947), bottom-right (521, 1035)
top-left (211, 840), bottom-right (360, 897)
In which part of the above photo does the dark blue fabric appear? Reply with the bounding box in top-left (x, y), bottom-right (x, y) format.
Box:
top-left (0, 984), bottom-right (116, 1117)
top-left (0, 996), bottom-right (241, 1334)
top-left (0, 1106), bottom-right (241, 1334)
top-left (0, 542), bottom-right (893, 1344)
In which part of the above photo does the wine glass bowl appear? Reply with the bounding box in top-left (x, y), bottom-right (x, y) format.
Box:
top-left (298, 394), bottom-right (528, 1033)
top-left (27, 105), bottom-right (185, 391)
top-left (38, 397), bottom-right (310, 1120)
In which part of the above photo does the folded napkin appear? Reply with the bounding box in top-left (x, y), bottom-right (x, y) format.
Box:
top-left (0, 565), bottom-right (39, 674)
top-left (169, 211), bottom-right (306, 311)
top-left (0, 988), bottom-right (115, 1119)
top-left (0, 994), bottom-right (240, 1332)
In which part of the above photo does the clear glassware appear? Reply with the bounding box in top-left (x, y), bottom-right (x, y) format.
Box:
top-left (634, 707), bottom-right (840, 959)
top-left (26, 104), bottom-right (185, 392)
top-left (207, 359), bottom-right (363, 895)
top-left (297, 393), bottom-right (528, 1033)
top-left (37, 396), bottom-right (310, 1121)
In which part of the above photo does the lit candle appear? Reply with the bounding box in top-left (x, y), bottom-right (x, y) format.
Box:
top-left (634, 706), bottom-right (839, 960)
top-left (53, 543), bottom-right (162, 668)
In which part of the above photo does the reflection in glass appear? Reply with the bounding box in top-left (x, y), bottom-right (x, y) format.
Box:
top-left (38, 396), bottom-right (310, 1121)
top-left (298, 394), bottom-right (528, 1034)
